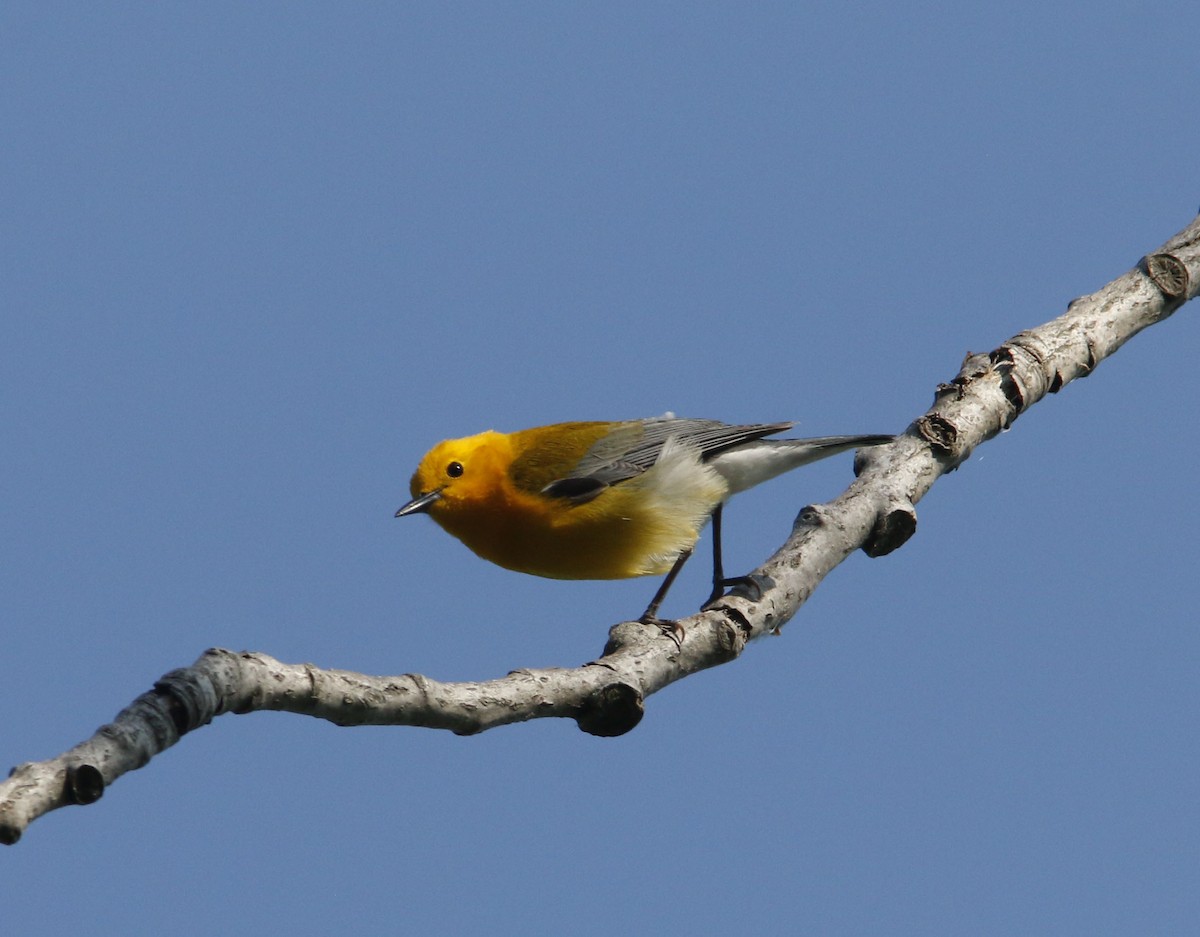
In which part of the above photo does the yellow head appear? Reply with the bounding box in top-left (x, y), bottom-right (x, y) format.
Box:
top-left (398, 430), bottom-right (514, 520)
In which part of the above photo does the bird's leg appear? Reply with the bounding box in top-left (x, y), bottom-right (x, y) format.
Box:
top-left (703, 503), bottom-right (762, 607)
top-left (638, 547), bottom-right (693, 626)
top-left (705, 504), bottom-right (728, 605)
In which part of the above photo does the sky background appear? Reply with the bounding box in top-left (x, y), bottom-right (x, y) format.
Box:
top-left (3, 3), bottom-right (1199, 934)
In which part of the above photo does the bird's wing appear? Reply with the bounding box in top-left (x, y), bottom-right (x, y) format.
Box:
top-left (543, 419), bottom-right (794, 502)
top-left (642, 418), bottom-right (794, 465)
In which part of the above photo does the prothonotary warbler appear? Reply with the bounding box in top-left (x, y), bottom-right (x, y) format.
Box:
top-left (396, 418), bottom-right (892, 622)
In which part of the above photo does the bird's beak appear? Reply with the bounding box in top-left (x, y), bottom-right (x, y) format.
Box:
top-left (395, 488), bottom-right (443, 517)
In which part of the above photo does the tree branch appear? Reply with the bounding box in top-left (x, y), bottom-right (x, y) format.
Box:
top-left (3, 214), bottom-right (1197, 845)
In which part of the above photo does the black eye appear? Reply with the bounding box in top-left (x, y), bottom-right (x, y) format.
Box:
top-left (446, 461), bottom-right (464, 478)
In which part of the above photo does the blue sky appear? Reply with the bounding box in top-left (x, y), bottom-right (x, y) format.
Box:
top-left (3, 3), bottom-right (1198, 934)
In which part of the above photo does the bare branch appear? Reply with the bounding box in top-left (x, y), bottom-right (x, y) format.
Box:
top-left (3, 214), bottom-right (1196, 846)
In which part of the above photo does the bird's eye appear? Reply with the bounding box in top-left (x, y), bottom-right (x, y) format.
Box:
top-left (446, 461), bottom-right (464, 478)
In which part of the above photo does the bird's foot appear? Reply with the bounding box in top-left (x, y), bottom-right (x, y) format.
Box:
top-left (703, 575), bottom-right (764, 608)
top-left (637, 612), bottom-right (685, 648)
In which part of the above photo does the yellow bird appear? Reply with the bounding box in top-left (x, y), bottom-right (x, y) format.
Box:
top-left (397, 418), bottom-right (891, 621)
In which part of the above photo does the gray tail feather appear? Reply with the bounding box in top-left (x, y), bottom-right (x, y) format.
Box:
top-left (789, 433), bottom-right (893, 454)
top-left (771, 433), bottom-right (893, 470)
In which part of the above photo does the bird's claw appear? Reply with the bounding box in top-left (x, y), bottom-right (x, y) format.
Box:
top-left (703, 574), bottom-right (764, 608)
top-left (638, 613), bottom-right (685, 648)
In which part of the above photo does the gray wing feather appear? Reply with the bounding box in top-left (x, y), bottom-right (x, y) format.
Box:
top-left (569, 418), bottom-right (793, 486)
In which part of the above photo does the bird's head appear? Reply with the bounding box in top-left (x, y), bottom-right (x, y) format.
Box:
top-left (396, 430), bottom-right (510, 519)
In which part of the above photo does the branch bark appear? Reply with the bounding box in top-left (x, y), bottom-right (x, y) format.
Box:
top-left (3, 214), bottom-right (1197, 845)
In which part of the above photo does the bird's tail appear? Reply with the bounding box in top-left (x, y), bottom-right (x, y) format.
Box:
top-left (710, 433), bottom-right (892, 495)
top-left (782, 433), bottom-right (893, 460)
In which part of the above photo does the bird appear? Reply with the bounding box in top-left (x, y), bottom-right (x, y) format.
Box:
top-left (396, 417), bottom-right (892, 622)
